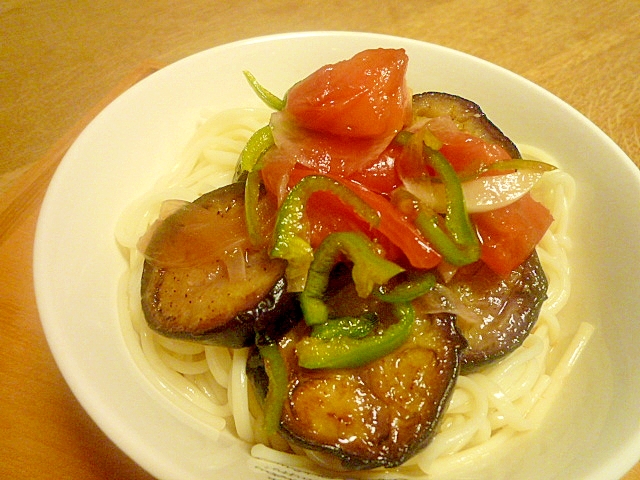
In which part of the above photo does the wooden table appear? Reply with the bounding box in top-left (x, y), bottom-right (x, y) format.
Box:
top-left (1, 1), bottom-right (639, 478)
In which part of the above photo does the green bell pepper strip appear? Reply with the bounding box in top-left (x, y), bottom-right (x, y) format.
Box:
top-left (451, 158), bottom-right (558, 182)
top-left (299, 231), bottom-right (404, 326)
top-left (242, 141), bottom-right (275, 247)
top-left (393, 132), bottom-right (480, 265)
top-left (486, 158), bottom-right (557, 173)
top-left (374, 271), bottom-right (436, 303)
top-left (426, 147), bottom-right (479, 248)
top-left (271, 175), bottom-right (381, 291)
top-left (405, 146), bottom-right (480, 266)
top-left (394, 130), bottom-right (414, 146)
top-left (257, 343), bottom-right (288, 436)
top-left (242, 71), bottom-right (286, 111)
top-left (238, 124), bottom-right (274, 174)
top-left (414, 209), bottom-right (480, 266)
top-left (310, 314), bottom-right (377, 340)
top-left (296, 302), bottom-right (415, 370)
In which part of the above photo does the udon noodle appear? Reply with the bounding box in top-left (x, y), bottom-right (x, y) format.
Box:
top-left (115, 107), bottom-right (592, 478)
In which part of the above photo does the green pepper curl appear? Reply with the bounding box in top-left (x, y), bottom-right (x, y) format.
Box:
top-left (257, 343), bottom-right (288, 436)
top-left (375, 271), bottom-right (436, 303)
top-left (238, 124), bottom-right (274, 174)
top-left (394, 134), bottom-right (481, 266)
top-left (296, 302), bottom-right (415, 370)
top-left (299, 231), bottom-right (404, 326)
top-left (271, 175), bottom-right (381, 291)
top-left (242, 71), bottom-right (285, 111)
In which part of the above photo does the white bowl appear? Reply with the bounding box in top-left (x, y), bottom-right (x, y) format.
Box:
top-left (34, 31), bottom-right (640, 480)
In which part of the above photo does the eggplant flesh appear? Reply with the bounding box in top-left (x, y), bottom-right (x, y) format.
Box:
top-left (412, 92), bottom-right (521, 160)
top-left (418, 253), bottom-right (548, 368)
top-left (140, 182), bottom-right (299, 348)
top-left (263, 284), bottom-right (467, 470)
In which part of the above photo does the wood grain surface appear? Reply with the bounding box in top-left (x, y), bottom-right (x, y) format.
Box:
top-left (1, 1), bottom-right (639, 479)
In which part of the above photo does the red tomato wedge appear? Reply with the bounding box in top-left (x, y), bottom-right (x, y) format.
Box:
top-left (305, 191), bottom-right (407, 266)
top-left (284, 48), bottom-right (410, 138)
top-left (345, 179), bottom-right (441, 269)
top-left (305, 191), bottom-right (371, 247)
top-left (267, 49), bottom-right (411, 178)
top-left (427, 116), bottom-right (512, 175)
top-left (347, 144), bottom-right (403, 195)
top-left (472, 193), bottom-right (554, 277)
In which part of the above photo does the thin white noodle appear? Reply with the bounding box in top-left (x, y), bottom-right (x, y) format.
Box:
top-left (115, 110), bottom-right (591, 478)
top-left (426, 427), bottom-right (516, 476)
top-left (188, 373), bottom-right (232, 414)
top-left (155, 335), bottom-right (204, 355)
top-left (415, 375), bottom-right (490, 470)
top-left (525, 321), bottom-right (595, 425)
top-left (229, 347), bottom-right (255, 444)
top-left (468, 374), bottom-right (535, 432)
top-left (204, 346), bottom-right (233, 389)
top-left (139, 330), bottom-right (209, 411)
top-left (155, 349), bottom-right (210, 376)
top-left (251, 444), bottom-right (321, 470)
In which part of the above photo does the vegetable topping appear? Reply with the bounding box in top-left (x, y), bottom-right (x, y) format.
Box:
top-left (140, 48), bottom-right (557, 471)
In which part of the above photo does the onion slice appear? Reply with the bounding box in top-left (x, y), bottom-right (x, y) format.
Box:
top-left (405, 171), bottom-right (544, 214)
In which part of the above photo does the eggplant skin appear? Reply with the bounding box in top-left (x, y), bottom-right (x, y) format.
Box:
top-left (273, 295), bottom-right (466, 470)
top-left (140, 182), bottom-right (299, 348)
top-left (412, 92), bottom-right (521, 160)
top-left (444, 252), bottom-right (548, 369)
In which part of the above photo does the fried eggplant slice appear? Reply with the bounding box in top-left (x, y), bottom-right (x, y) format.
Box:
top-left (418, 252), bottom-right (547, 368)
top-left (261, 285), bottom-right (466, 470)
top-left (140, 182), bottom-right (298, 348)
top-left (412, 92), bottom-right (547, 367)
top-left (412, 91), bottom-right (521, 160)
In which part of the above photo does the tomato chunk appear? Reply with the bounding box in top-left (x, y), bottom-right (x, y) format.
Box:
top-left (268, 49), bottom-right (411, 178)
top-left (348, 181), bottom-right (441, 269)
top-left (347, 144), bottom-right (402, 195)
top-left (284, 48), bottom-right (410, 138)
top-left (260, 50), bottom-right (551, 278)
top-left (427, 117), bottom-right (512, 175)
top-left (305, 191), bottom-right (370, 247)
top-left (472, 194), bottom-right (554, 276)
top-left (270, 111), bottom-right (395, 177)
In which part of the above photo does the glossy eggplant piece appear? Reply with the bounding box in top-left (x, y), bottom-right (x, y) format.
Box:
top-left (267, 286), bottom-right (466, 470)
top-left (419, 253), bottom-right (548, 368)
top-left (412, 92), bottom-right (547, 367)
top-left (412, 92), bottom-right (521, 160)
top-left (140, 182), bottom-right (298, 348)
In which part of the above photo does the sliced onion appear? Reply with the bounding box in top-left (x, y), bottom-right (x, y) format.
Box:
top-left (414, 284), bottom-right (486, 326)
top-left (405, 171), bottom-right (544, 214)
top-left (223, 246), bottom-right (248, 283)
